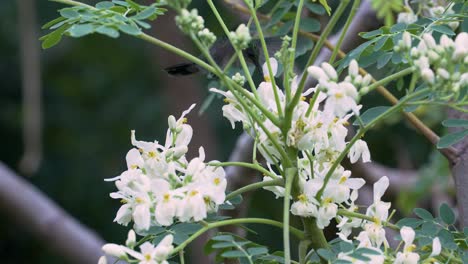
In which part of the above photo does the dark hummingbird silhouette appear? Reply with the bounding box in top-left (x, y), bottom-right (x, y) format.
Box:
top-left (165, 37), bottom-right (283, 76)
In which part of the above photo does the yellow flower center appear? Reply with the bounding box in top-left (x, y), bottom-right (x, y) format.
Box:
top-left (298, 194), bottom-right (307, 202)
top-left (323, 197), bottom-right (333, 204)
top-left (145, 254), bottom-right (151, 261)
top-left (335, 92), bottom-right (344, 98)
top-left (120, 199), bottom-right (127, 204)
top-left (182, 117), bottom-right (187, 124)
top-left (300, 96), bottom-right (306, 101)
top-left (130, 165), bottom-right (138, 169)
top-left (339, 176), bottom-right (347, 184)
top-left (189, 190), bottom-right (199, 196)
top-left (213, 178), bottom-right (221, 185)
top-left (264, 75), bottom-right (271, 82)
top-left (163, 193), bottom-right (170, 202)
top-left (135, 197), bottom-right (144, 204)
top-left (148, 151), bottom-right (156, 158)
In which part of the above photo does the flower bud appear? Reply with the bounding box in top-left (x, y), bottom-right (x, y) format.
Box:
top-left (422, 33), bottom-right (436, 49)
top-left (427, 50), bottom-right (440, 62)
top-left (437, 68), bottom-right (450, 80)
top-left (349, 60), bottom-right (359, 77)
top-left (232, 72), bottom-right (245, 86)
top-left (440, 35), bottom-right (454, 49)
top-left (231, 24), bottom-right (251, 49)
top-left (454, 32), bottom-right (468, 60)
top-left (402, 32), bottom-right (412, 49)
top-left (168, 115), bottom-right (177, 130)
top-left (307, 66), bottom-right (328, 81)
top-left (421, 68), bottom-right (435, 84)
top-left (362, 74), bottom-right (373, 87)
top-left (173, 145), bottom-right (188, 159)
top-left (321, 62), bottom-right (338, 80)
top-left (125, 229), bottom-right (136, 248)
top-left (102, 244), bottom-right (126, 258)
top-left (98, 256), bottom-right (107, 264)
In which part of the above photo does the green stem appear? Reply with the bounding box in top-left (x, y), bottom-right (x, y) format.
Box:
top-left (283, 168), bottom-right (296, 264)
top-left (285, 0), bottom-right (350, 135)
top-left (298, 240), bottom-right (311, 264)
top-left (360, 67), bottom-right (415, 96)
top-left (287, 0), bottom-right (306, 101)
top-left (316, 88), bottom-right (430, 200)
top-left (337, 209), bottom-right (399, 230)
top-left (207, 0), bottom-right (259, 99)
top-left (179, 250), bottom-right (185, 264)
top-left (225, 178), bottom-right (284, 201)
top-left (329, 0), bottom-right (361, 64)
top-left (209, 161), bottom-right (276, 178)
top-left (247, 2), bottom-right (284, 117)
top-left (171, 218), bottom-right (304, 254)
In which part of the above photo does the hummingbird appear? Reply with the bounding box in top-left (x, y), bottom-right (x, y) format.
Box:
top-left (165, 37), bottom-right (283, 77)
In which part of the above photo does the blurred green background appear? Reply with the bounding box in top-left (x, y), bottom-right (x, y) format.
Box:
top-left (0, 0), bottom-right (449, 263)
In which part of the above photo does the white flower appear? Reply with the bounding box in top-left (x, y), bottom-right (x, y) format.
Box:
top-left (316, 200), bottom-right (338, 229)
top-left (394, 227), bottom-right (419, 264)
top-left (155, 191), bottom-right (178, 226)
top-left (367, 176), bottom-right (391, 221)
top-left (262, 174), bottom-right (285, 198)
top-left (323, 82), bottom-right (359, 117)
top-left (348, 139), bottom-right (371, 163)
top-left (262, 57), bottom-right (278, 82)
top-left (176, 186), bottom-right (207, 222)
top-left (291, 194), bottom-right (318, 217)
top-left (125, 235), bottom-right (174, 264)
top-left (210, 88), bottom-right (251, 129)
top-left (102, 244), bottom-right (126, 258)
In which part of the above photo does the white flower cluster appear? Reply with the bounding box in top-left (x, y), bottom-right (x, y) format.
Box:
top-left (336, 180), bottom-right (442, 264)
top-left (107, 105), bottom-right (227, 231)
top-left (212, 58), bottom-right (372, 229)
top-left (100, 230), bottom-right (174, 264)
top-left (397, 1), bottom-right (459, 30)
top-left (399, 31), bottom-right (468, 94)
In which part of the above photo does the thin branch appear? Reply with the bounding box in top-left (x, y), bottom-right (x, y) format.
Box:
top-left (0, 162), bottom-right (121, 263)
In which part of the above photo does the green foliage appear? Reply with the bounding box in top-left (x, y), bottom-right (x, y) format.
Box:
top-left (353, 106), bottom-right (390, 126)
top-left (205, 233), bottom-right (284, 263)
top-left (396, 205), bottom-right (468, 256)
top-left (437, 129), bottom-right (468, 148)
top-left (41, 0), bottom-right (167, 49)
top-left (371, 0), bottom-right (403, 27)
top-left (338, 4), bottom-right (467, 71)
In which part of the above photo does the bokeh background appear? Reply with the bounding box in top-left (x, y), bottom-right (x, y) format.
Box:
top-left (0, 0), bottom-right (451, 263)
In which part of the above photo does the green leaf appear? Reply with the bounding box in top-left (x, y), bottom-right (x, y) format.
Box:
top-left (414, 208), bottom-right (434, 220)
top-left (118, 24), bottom-right (141, 35)
top-left (431, 25), bottom-right (455, 36)
top-left (354, 247), bottom-right (381, 255)
top-left (247, 247), bottom-right (268, 256)
top-left (132, 6), bottom-right (157, 20)
top-left (396, 218), bottom-right (423, 228)
top-left (60, 8), bottom-right (80, 19)
top-left (317, 248), bottom-right (335, 260)
top-left (96, 1), bottom-right (115, 9)
top-left (41, 24), bottom-right (70, 49)
top-left (439, 203), bottom-right (455, 225)
top-left (212, 234), bottom-right (235, 242)
top-left (299, 17), bottom-right (320, 32)
top-left (360, 29), bottom-right (382, 39)
top-left (377, 52), bottom-right (392, 69)
top-left (353, 106), bottom-right (390, 126)
top-left (68, 24), bottom-right (95, 37)
top-left (42, 16), bottom-right (67, 29)
top-left (442, 119), bottom-right (468, 128)
top-left (222, 250), bottom-right (247, 258)
top-left (212, 241), bottom-right (248, 249)
top-left (96, 25), bottom-right (119, 38)
top-left (437, 129), bottom-right (468, 148)
top-left (305, 3), bottom-right (325, 14)
top-left (373, 36), bottom-right (389, 51)
top-left (339, 241), bottom-right (354, 252)
top-left (390, 22), bottom-right (407, 33)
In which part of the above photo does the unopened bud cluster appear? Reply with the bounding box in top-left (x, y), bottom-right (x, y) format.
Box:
top-left (397, 2), bottom-right (459, 30)
top-left (229, 24), bottom-right (251, 50)
top-left (176, 9), bottom-right (216, 48)
top-left (399, 31), bottom-right (468, 97)
top-left (232, 72), bottom-right (246, 86)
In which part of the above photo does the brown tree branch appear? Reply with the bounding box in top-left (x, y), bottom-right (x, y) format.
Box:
top-left (0, 162), bottom-right (118, 263)
top-left (17, 0), bottom-right (42, 176)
